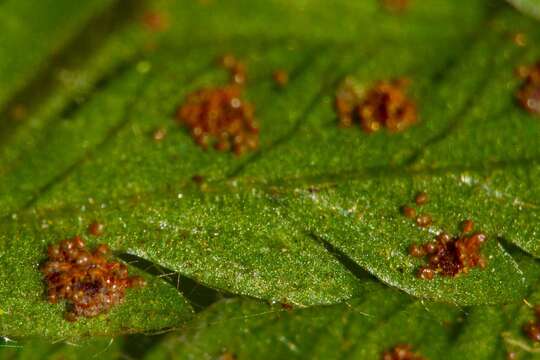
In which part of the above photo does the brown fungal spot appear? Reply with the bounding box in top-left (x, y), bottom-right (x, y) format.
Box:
top-left (382, 344), bottom-right (425, 360)
top-left (358, 79), bottom-right (417, 133)
top-left (401, 206), bottom-right (416, 219)
top-left (87, 221), bottom-right (104, 237)
top-left (41, 236), bottom-right (145, 321)
top-left (414, 192), bottom-right (428, 206)
top-left (152, 127), bottom-right (167, 142)
top-left (524, 305), bottom-right (540, 342)
top-left (516, 61), bottom-right (540, 115)
top-left (412, 227), bottom-right (487, 280)
top-left (415, 214), bottom-right (432, 228)
top-left (176, 85), bottom-right (258, 155)
top-left (273, 69), bottom-right (289, 87)
top-left (461, 219), bottom-right (474, 234)
top-left (176, 54), bottom-right (257, 155)
top-left (335, 77), bottom-right (417, 133)
top-left (141, 11), bottom-right (170, 32)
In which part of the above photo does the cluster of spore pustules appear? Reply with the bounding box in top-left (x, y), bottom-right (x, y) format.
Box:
top-left (41, 236), bottom-right (145, 321)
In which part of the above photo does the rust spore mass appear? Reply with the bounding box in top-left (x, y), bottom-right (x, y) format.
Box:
top-left (382, 344), bottom-right (425, 360)
top-left (411, 228), bottom-right (487, 280)
top-left (336, 78), bottom-right (417, 133)
top-left (517, 61), bottom-right (540, 115)
top-left (41, 236), bottom-right (145, 321)
top-left (176, 85), bottom-right (259, 155)
top-left (176, 54), bottom-right (258, 155)
top-left (524, 305), bottom-right (540, 342)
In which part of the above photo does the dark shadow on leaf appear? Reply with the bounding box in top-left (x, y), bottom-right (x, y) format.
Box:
top-left (307, 232), bottom-right (377, 282)
top-left (0, 0), bottom-right (147, 143)
top-left (117, 253), bottom-right (229, 312)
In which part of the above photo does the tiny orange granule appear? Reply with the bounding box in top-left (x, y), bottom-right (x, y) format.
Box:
top-left (410, 226), bottom-right (487, 280)
top-left (516, 61), bottom-right (540, 115)
top-left (219, 54), bottom-right (246, 85)
top-left (415, 214), bottom-right (432, 228)
top-left (381, 0), bottom-right (410, 13)
top-left (414, 192), bottom-right (428, 206)
top-left (176, 84), bottom-right (258, 155)
top-left (41, 236), bottom-right (145, 321)
top-left (524, 305), bottom-right (540, 342)
top-left (141, 11), bottom-right (170, 32)
top-left (382, 344), bottom-right (425, 360)
top-left (87, 221), bottom-right (104, 237)
top-left (273, 69), bottom-right (289, 87)
top-left (336, 78), bottom-right (417, 133)
top-left (401, 206), bottom-right (416, 219)
top-left (461, 219), bottom-right (474, 234)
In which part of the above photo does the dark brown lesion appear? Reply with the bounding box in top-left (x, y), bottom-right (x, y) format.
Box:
top-left (41, 236), bottom-right (145, 321)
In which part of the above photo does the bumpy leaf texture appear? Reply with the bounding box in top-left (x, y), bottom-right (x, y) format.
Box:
top-left (1, 0), bottom-right (540, 350)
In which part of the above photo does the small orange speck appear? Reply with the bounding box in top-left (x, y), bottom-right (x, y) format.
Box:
top-left (273, 69), bottom-right (289, 87)
top-left (88, 221), bottom-right (104, 237)
top-left (414, 192), bottom-right (428, 205)
top-left (142, 11), bottom-right (170, 32)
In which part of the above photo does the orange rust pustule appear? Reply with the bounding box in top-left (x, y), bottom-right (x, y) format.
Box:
top-left (412, 230), bottom-right (487, 280)
top-left (358, 79), bottom-right (417, 133)
top-left (524, 305), bottom-right (540, 342)
top-left (382, 344), bottom-right (425, 360)
top-left (335, 78), bottom-right (417, 133)
top-left (517, 62), bottom-right (540, 115)
top-left (88, 221), bottom-right (104, 237)
top-left (176, 85), bottom-right (259, 155)
top-left (41, 236), bottom-right (145, 321)
top-left (273, 69), bottom-right (289, 87)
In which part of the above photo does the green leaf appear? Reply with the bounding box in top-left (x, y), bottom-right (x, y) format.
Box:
top-left (143, 258), bottom-right (540, 360)
top-left (0, 0), bottom-right (115, 110)
top-left (1, 0), bottom-right (540, 339)
top-left (0, 338), bottom-right (124, 360)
